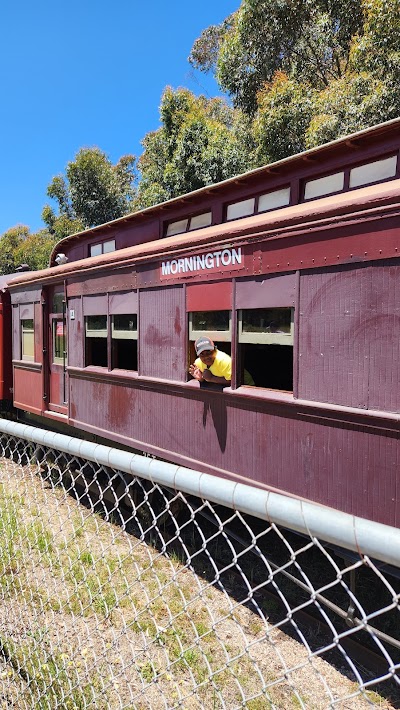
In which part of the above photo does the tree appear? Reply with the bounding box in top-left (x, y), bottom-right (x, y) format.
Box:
top-left (15, 229), bottom-right (58, 272)
top-left (43, 148), bottom-right (137, 237)
top-left (306, 0), bottom-right (400, 146)
top-left (305, 72), bottom-right (394, 147)
top-left (0, 225), bottom-right (29, 275)
top-left (351, 0), bottom-right (400, 78)
top-left (0, 225), bottom-right (57, 274)
top-left (134, 87), bottom-right (255, 209)
top-left (253, 73), bottom-right (317, 164)
top-left (189, 0), bottom-right (363, 115)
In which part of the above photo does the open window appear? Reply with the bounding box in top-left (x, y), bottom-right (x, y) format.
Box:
top-left (188, 310), bottom-right (232, 374)
top-left (238, 308), bottom-right (294, 391)
top-left (83, 289), bottom-right (139, 372)
top-left (85, 315), bottom-right (108, 367)
top-left (165, 211), bottom-right (212, 237)
top-left (111, 314), bottom-right (138, 371)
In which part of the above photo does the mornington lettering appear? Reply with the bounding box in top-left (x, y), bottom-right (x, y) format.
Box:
top-left (161, 247), bottom-right (243, 279)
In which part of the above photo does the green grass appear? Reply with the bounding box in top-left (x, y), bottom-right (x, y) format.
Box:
top-left (0, 635), bottom-right (104, 709)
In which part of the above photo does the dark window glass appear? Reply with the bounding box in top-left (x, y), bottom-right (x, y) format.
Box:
top-left (242, 308), bottom-right (291, 334)
top-left (113, 314), bottom-right (137, 332)
top-left (86, 315), bottom-right (107, 331)
top-left (192, 311), bottom-right (230, 332)
top-left (85, 316), bottom-right (107, 367)
top-left (53, 293), bottom-right (64, 314)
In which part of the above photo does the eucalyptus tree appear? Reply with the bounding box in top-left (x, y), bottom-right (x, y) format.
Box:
top-left (135, 87), bottom-right (255, 209)
top-left (43, 147), bottom-right (137, 238)
top-left (189, 0), bottom-right (363, 115)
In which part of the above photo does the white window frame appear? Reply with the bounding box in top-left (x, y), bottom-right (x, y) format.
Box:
top-left (111, 315), bottom-right (138, 341)
top-left (89, 239), bottom-right (116, 257)
top-left (85, 315), bottom-right (108, 339)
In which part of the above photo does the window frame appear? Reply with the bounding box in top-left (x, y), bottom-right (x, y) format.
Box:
top-left (21, 318), bottom-right (35, 362)
top-left (111, 314), bottom-right (138, 341)
top-left (225, 186), bottom-right (291, 222)
top-left (89, 239), bottom-right (116, 258)
top-left (85, 315), bottom-right (108, 340)
top-left (302, 153), bottom-right (399, 202)
top-left (238, 308), bottom-right (294, 346)
top-left (189, 311), bottom-right (232, 343)
top-left (52, 317), bottom-right (67, 366)
top-left (165, 211), bottom-right (212, 237)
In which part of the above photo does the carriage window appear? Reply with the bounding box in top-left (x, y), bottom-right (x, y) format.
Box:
top-left (189, 211), bottom-right (212, 230)
top-left (89, 239), bottom-right (116, 257)
top-left (226, 198), bottom-right (255, 221)
top-left (188, 311), bottom-right (231, 377)
top-left (304, 172), bottom-right (344, 200)
top-left (53, 319), bottom-right (66, 366)
top-left (258, 187), bottom-right (290, 212)
top-left (166, 212), bottom-right (212, 237)
top-left (238, 308), bottom-right (294, 391)
top-left (85, 315), bottom-right (108, 367)
top-left (349, 155), bottom-right (397, 189)
top-left (189, 311), bottom-right (231, 340)
top-left (53, 292), bottom-right (64, 313)
top-left (166, 219), bottom-right (189, 237)
top-left (111, 314), bottom-right (138, 371)
top-left (21, 319), bottom-right (34, 361)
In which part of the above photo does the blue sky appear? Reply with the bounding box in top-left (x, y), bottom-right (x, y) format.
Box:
top-left (0, 1), bottom-right (238, 235)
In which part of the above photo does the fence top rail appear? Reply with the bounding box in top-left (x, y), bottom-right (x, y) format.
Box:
top-left (1, 417), bottom-right (399, 568)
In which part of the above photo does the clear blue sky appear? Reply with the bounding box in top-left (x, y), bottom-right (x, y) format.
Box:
top-left (0, 1), bottom-right (238, 235)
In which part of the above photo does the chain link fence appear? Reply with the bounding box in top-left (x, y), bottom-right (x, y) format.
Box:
top-left (0, 419), bottom-right (398, 709)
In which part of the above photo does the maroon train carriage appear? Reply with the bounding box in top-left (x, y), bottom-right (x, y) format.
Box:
top-left (5, 118), bottom-right (400, 528)
top-left (0, 272), bottom-right (32, 408)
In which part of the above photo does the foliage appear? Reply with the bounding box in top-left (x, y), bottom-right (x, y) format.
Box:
top-left (0, 225), bottom-right (56, 274)
top-left (306, 72), bottom-right (395, 147)
top-left (351, 0), bottom-right (400, 76)
top-left (189, 0), bottom-right (363, 115)
top-left (134, 87), bottom-right (255, 209)
top-left (15, 229), bottom-right (58, 272)
top-left (186, 0), bottom-right (400, 164)
top-left (0, 226), bottom-right (29, 275)
top-left (43, 147), bottom-right (137, 236)
top-left (253, 74), bottom-right (317, 164)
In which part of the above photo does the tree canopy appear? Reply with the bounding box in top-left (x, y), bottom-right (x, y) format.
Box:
top-left (189, 0), bottom-right (364, 115)
top-left (0, 225), bottom-right (57, 274)
top-left (188, 0), bottom-right (400, 160)
top-left (134, 87), bottom-right (255, 209)
top-left (42, 147), bottom-right (136, 239)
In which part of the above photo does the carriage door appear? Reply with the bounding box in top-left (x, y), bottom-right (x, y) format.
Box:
top-left (48, 289), bottom-right (68, 413)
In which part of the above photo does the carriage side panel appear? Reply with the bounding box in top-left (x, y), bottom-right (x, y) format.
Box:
top-left (139, 285), bottom-right (186, 381)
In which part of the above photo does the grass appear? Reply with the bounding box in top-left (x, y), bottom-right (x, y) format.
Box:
top-left (0, 460), bottom-right (396, 710)
top-left (0, 634), bottom-right (103, 709)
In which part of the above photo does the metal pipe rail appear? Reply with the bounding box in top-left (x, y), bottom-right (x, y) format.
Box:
top-left (0, 417), bottom-right (399, 567)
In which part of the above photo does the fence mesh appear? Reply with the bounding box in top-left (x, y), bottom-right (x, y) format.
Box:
top-left (0, 429), bottom-right (398, 709)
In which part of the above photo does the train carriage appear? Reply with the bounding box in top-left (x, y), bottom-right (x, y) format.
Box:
top-left (6, 118), bottom-right (400, 527)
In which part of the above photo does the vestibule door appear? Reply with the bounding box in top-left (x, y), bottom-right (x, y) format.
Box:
top-left (48, 290), bottom-right (67, 413)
